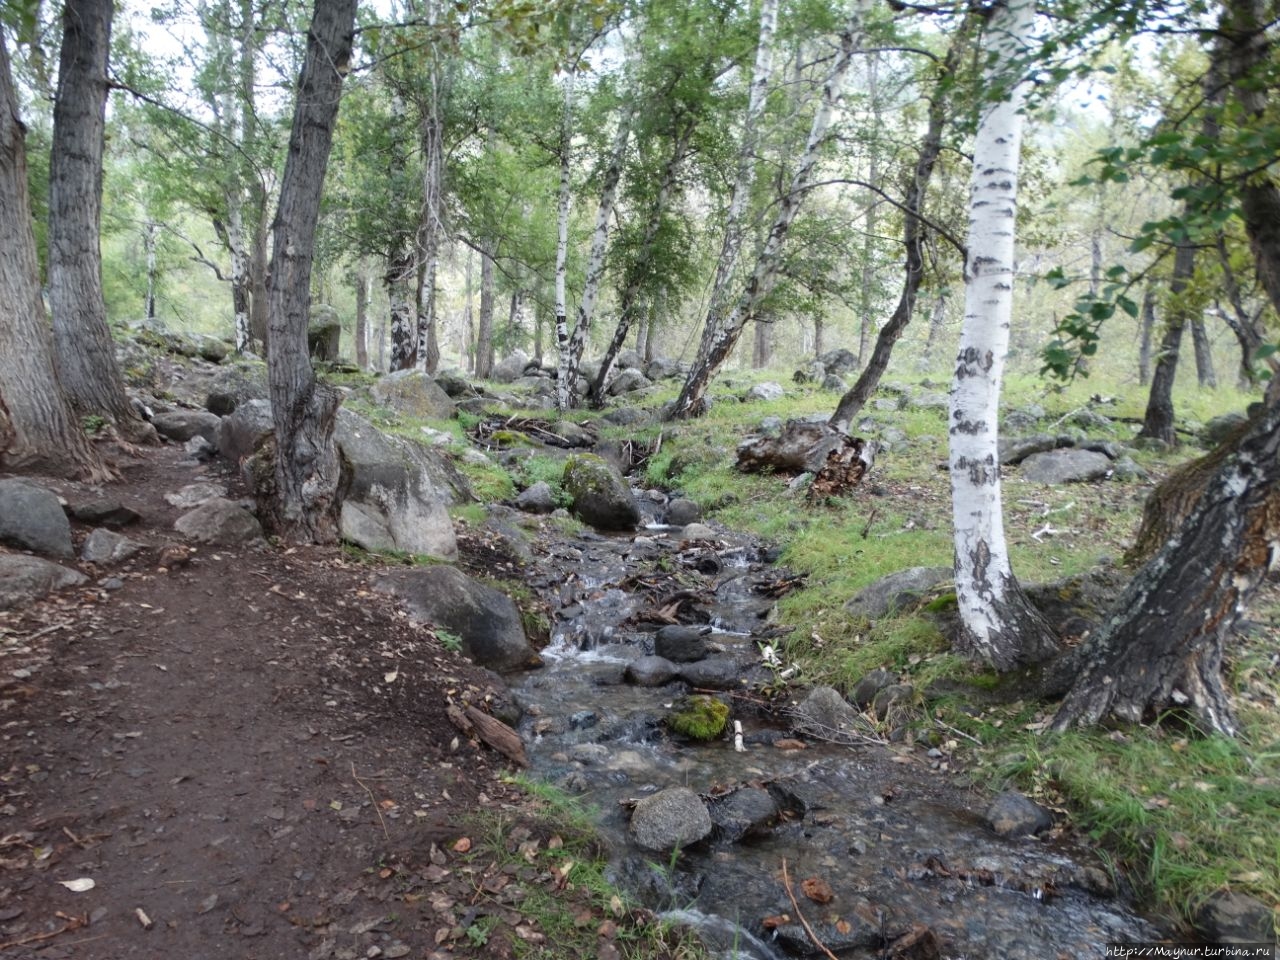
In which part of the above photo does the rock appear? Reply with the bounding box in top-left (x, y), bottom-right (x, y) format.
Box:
top-left (793, 686), bottom-right (873, 742)
top-left (0, 555), bottom-right (88, 610)
top-left (205, 362), bottom-right (268, 416)
top-left (607, 367), bottom-right (652, 396)
top-left (617, 349), bottom-right (643, 370)
top-left (629, 787), bottom-right (712, 853)
top-left (679, 523), bottom-right (717, 542)
top-left (307, 304), bottom-right (341, 361)
top-left (677, 657), bottom-right (742, 690)
top-left (844, 567), bottom-right (951, 619)
top-left (546, 420), bottom-right (594, 447)
top-left (490, 350), bottom-right (530, 383)
top-left (870, 683), bottom-right (915, 721)
top-left (217, 398), bottom-right (275, 463)
top-left (1024, 565), bottom-right (1128, 639)
top-left (80, 529), bottom-right (144, 565)
top-left (747, 381), bottom-right (785, 402)
top-left (709, 787), bottom-right (778, 842)
top-left (999, 433), bottom-right (1060, 465)
top-left (770, 918), bottom-right (880, 955)
top-left (1194, 890), bottom-right (1276, 944)
top-left (338, 501), bottom-right (396, 553)
top-left (432, 371), bottom-right (479, 398)
top-left (912, 391), bottom-right (950, 411)
top-left (152, 409), bottom-right (222, 445)
top-left (821, 373), bottom-right (847, 391)
top-left (369, 370), bottom-right (457, 420)
top-left (602, 406), bottom-right (650, 427)
top-left (1110, 456), bottom-right (1147, 481)
top-left (1020, 448), bottom-right (1113, 484)
top-left (1204, 412), bottom-right (1249, 446)
top-left (515, 481), bottom-right (558, 515)
top-left (0, 479), bottom-right (73, 558)
top-left (184, 436), bottom-right (217, 461)
top-left (850, 667), bottom-right (895, 710)
top-left (816, 348), bottom-right (859, 377)
top-left (70, 499), bottom-right (141, 528)
top-left (1069, 409), bottom-right (1113, 431)
top-left (562, 454), bottom-right (640, 531)
top-left (1003, 406), bottom-right (1044, 432)
top-left (374, 566), bottom-right (537, 672)
top-left (644, 357), bottom-right (683, 380)
top-left (165, 482), bottom-right (226, 510)
top-left (625, 655), bottom-right (679, 687)
top-left (736, 419), bottom-right (846, 474)
top-left (985, 791), bottom-right (1054, 838)
top-left (663, 498), bottom-right (701, 526)
top-left (174, 498), bottom-right (263, 544)
top-left (654, 625), bottom-right (710, 663)
top-left (196, 336), bottom-right (230, 363)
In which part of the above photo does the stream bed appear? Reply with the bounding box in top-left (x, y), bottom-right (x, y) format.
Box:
top-left (506, 497), bottom-right (1161, 959)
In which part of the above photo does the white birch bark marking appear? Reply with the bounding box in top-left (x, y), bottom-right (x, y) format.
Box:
top-left (554, 65), bottom-right (577, 412)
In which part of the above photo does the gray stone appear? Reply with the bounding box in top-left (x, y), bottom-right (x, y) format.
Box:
top-left (821, 373), bottom-right (847, 392)
top-left (217, 398), bottom-right (275, 463)
top-left (515, 481), bottom-right (558, 515)
top-left (816, 348), bottom-right (858, 377)
top-left (70, 499), bottom-right (141, 528)
top-left (563, 454), bottom-right (640, 531)
top-left (709, 787), bottom-right (778, 842)
top-left (679, 523), bottom-right (717, 542)
top-left (850, 667), bottom-right (895, 710)
top-left (1004, 405), bottom-right (1045, 432)
top-left (736, 419), bottom-right (846, 475)
top-left (793, 686), bottom-right (873, 741)
top-left (626, 655), bottom-right (680, 687)
top-left (307, 304), bottom-right (341, 361)
top-left (985, 791), bottom-right (1054, 838)
top-left (629, 787), bottom-right (712, 853)
top-left (843, 566), bottom-right (951, 620)
top-left (433, 371), bottom-right (479, 399)
top-left (1069, 409), bottom-right (1113, 431)
top-left (999, 433), bottom-right (1060, 465)
top-left (174, 497), bottom-right (263, 544)
top-left (1204, 412), bottom-right (1249, 446)
top-left (205, 362), bottom-right (268, 416)
top-left (747, 381), bottom-right (785, 402)
top-left (0, 555), bottom-right (88, 610)
top-left (81, 529), bottom-right (144, 565)
top-left (569, 743), bottom-right (611, 765)
top-left (338, 501), bottom-right (396, 553)
top-left (0, 479), bottom-right (73, 558)
top-left (196, 336), bottom-right (230, 363)
top-left (644, 357), bottom-right (683, 380)
top-left (607, 368), bottom-right (652, 396)
top-left (184, 435), bottom-right (217, 461)
top-left (165, 482), bottom-right (226, 509)
top-left (373, 565), bottom-right (537, 672)
top-left (1080, 440), bottom-right (1125, 459)
top-left (547, 420), bottom-right (594, 447)
top-left (870, 683), bottom-right (915, 721)
top-left (602, 406), bottom-right (651, 427)
top-left (369, 370), bottom-right (457, 420)
top-left (677, 657), bottom-right (742, 690)
top-left (1193, 890), bottom-right (1276, 944)
top-left (655, 625), bottom-right (710, 663)
top-left (663, 498), bottom-right (701, 526)
top-left (490, 350), bottom-right (530, 383)
top-left (152, 409), bottom-right (222, 444)
top-left (1021, 448), bottom-right (1113, 484)
top-left (617, 349), bottom-right (643, 370)
top-left (1110, 456), bottom-right (1147, 481)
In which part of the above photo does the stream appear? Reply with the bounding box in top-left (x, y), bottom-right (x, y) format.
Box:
top-left (507, 494), bottom-right (1161, 959)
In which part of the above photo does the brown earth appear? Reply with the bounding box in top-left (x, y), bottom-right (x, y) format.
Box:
top-left (0, 444), bottom-right (666, 960)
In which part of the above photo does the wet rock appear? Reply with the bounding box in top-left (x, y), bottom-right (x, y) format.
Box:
top-left (850, 668), bottom-right (895, 709)
top-left (677, 657), bottom-right (743, 690)
top-left (0, 479), bottom-right (73, 558)
top-left (1020, 448), bottom-right (1112, 484)
top-left (152, 409), bottom-right (221, 444)
top-left (174, 498), bottom-right (264, 545)
top-left (70, 499), bottom-right (141, 528)
top-left (0, 555), bottom-right (88, 610)
top-left (563, 454), bottom-right (640, 531)
top-left (709, 787), bottom-right (778, 842)
top-left (985, 791), bottom-right (1054, 838)
top-left (679, 523), bottom-right (717, 542)
top-left (1193, 890), bottom-right (1276, 944)
top-left (81, 529), bottom-right (144, 565)
top-left (569, 743), bottom-right (610, 765)
top-left (613, 857), bottom-right (704, 911)
top-left (843, 566), bottom-right (951, 620)
top-left (629, 787), bottom-right (712, 853)
top-left (626, 656), bottom-right (679, 687)
top-left (771, 918), bottom-right (880, 955)
top-left (369, 370), bottom-right (457, 420)
top-left (747, 382), bottom-right (785, 402)
top-left (373, 565), bottom-right (538, 673)
top-left (793, 686), bottom-right (873, 742)
top-left (663, 498), bottom-right (701, 526)
top-left (515, 481), bottom-right (558, 515)
top-left (569, 710), bottom-right (599, 730)
top-left (655, 625), bottom-right (711, 663)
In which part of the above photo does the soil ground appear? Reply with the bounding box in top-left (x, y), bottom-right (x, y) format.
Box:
top-left (0, 444), bottom-right (643, 960)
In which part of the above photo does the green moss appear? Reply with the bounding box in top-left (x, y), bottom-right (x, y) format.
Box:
top-left (924, 592), bottom-right (958, 613)
top-left (666, 695), bottom-right (730, 741)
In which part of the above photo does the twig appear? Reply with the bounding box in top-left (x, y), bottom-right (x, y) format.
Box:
top-left (860, 507), bottom-right (879, 539)
top-left (780, 859), bottom-right (839, 960)
top-left (0, 915), bottom-right (85, 950)
top-left (934, 718), bottom-right (983, 745)
top-left (351, 762), bottom-right (390, 843)
top-left (20, 622), bottom-right (70, 642)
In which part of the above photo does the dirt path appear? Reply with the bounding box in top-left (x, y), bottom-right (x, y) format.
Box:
top-left (0, 447), bottom-right (551, 959)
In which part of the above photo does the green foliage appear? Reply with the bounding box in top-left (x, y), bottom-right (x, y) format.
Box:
top-left (666, 695), bottom-right (730, 741)
top-left (436, 629), bottom-right (463, 654)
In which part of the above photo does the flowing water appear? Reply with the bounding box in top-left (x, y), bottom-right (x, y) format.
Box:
top-left (510, 500), bottom-right (1161, 959)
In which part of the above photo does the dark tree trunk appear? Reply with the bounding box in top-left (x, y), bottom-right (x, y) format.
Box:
top-left (354, 268), bottom-right (369, 371)
top-left (48, 0), bottom-right (154, 444)
top-left (1191, 316), bottom-right (1216, 388)
top-left (752, 315), bottom-right (771, 368)
top-left (1214, 237), bottom-right (1268, 387)
top-left (1137, 286), bottom-right (1155, 386)
top-left (1138, 243), bottom-right (1195, 446)
top-left (921, 291), bottom-right (947, 368)
top-left (387, 245), bottom-right (416, 371)
top-left (475, 242), bottom-right (495, 378)
top-left (1052, 398), bottom-right (1280, 737)
top-left (0, 31), bottom-right (109, 481)
top-left (463, 248), bottom-right (475, 373)
top-left (259, 0), bottom-right (355, 544)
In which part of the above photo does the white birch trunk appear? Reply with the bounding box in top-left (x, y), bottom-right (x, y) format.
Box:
top-left (948, 0), bottom-right (1056, 669)
top-left (554, 66), bottom-right (577, 412)
top-left (228, 197), bottom-right (252, 353)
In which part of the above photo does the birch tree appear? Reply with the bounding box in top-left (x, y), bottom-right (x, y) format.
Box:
top-left (552, 62), bottom-right (578, 410)
top-left (947, 0), bottom-right (1058, 670)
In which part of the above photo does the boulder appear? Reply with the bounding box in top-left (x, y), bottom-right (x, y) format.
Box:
top-left (625, 655), bottom-right (680, 687)
top-left (174, 497), bottom-right (263, 544)
top-left (607, 367), bottom-right (652, 396)
top-left (563, 454), bottom-right (640, 530)
top-left (850, 667), bottom-right (895, 710)
top-left (373, 565), bottom-right (537, 672)
top-left (843, 566), bottom-right (951, 620)
top-left (491, 350), bottom-right (530, 383)
top-left (654, 625), bottom-right (710, 663)
top-left (679, 523), bottom-right (717, 542)
top-left (432, 371), bottom-right (479, 399)
top-left (709, 787), bottom-right (779, 842)
top-left (677, 657), bottom-right (742, 690)
top-left (816, 348), bottom-right (859, 377)
top-left (663, 498), bottom-right (701, 527)
top-left (644, 357), bottom-right (683, 380)
top-left (617, 349), bottom-right (643, 370)
top-left (70, 499), bottom-right (141, 528)
top-left (1194, 891), bottom-right (1276, 944)
top-left (165, 482), bottom-right (227, 510)
top-left (1020, 448), bottom-right (1112, 484)
top-left (205, 362), bottom-right (268, 416)
top-left (821, 373), bottom-right (847, 392)
top-left (515, 481), bottom-right (558, 515)
top-left (985, 791), bottom-right (1054, 838)
top-left (998, 433), bottom-right (1060, 465)
top-left (80, 529), bottom-right (144, 565)
top-left (217, 398), bottom-right (275, 463)
top-left (196, 336), bottom-right (230, 363)
top-left (602, 406), bottom-right (650, 427)
top-left (793, 686), bottom-right (873, 742)
top-left (0, 555), bottom-right (88, 610)
top-left (0, 479), bottom-right (73, 558)
top-left (1203, 412), bottom-right (1249, 446)
top-left (747, 382), bottom-right (785, 402)
top-left (629, 787), bottom-right (713, 853)
top-left (307, 304), bottom-right (341, 361)
top-left (369, 370), bottom-right (457, 420)
top-left (152, 409), bottom-right (222, 445)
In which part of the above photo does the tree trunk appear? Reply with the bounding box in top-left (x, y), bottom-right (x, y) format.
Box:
top-left (553, 65), bottom-right (577, 411)
top-left (1138, 242), bottom-right (1194, 446)
top-left (752, 315), bottom-right (771, 368)
top-left (1213, 236), bottom-right (1268, 386)
top-left (476, 242), bottom-right (496, 378)
top-left (922, 291), bottom-right (947, 368)
top-left (387, 245), bottom-right (416, 371)
top-left (671, 3), bottom-right (868, 420)
top-left (948, 0), bottom-right (1058, 671)
top-left (1191, 315), bottom-right (1216, 388)
top-left (259, 0), bottom-right (355, 544)
top-left (830, 13), bottom-right (972, 429)
top-left (1137, 286), bottom-right (1155, 386)
top-left (857, 52), bottom-right (881, 368)
top-left (416, 53), bottom-right (445, 377)
top-left (354, 267), bottom-right (370, 371)
top-left (0, 31), bottom-right (109, 481)
top-left (218, 204), bottom-right (254, 353)
top-left (144, 221), bottom-right (158, 320)
top-left (463, 248), bottom-right (475, 372)
top-left (48, 0), bottom-right (153, 444)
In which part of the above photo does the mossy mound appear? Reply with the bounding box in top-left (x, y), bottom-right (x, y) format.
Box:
top-left (667, 695), bottom-right (730, 741)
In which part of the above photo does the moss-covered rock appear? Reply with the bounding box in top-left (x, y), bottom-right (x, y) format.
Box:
top-left (666, 695), bottom-right (730, 741)
top-left (562, 454), bottom-right (640, 531)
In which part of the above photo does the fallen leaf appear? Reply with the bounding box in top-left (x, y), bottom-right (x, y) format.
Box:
top-left (58, 878), bottom-right (95, 893)
top-left (597, 919), bottom-right (618, 938)
top-left (800, 877), bottom-right (834, 904)
top-left (384, 670), bottom-right (398, 684)
top-left (761, 913), bottom-right (791, 929)
top-left (609, 894), bottom-right (624, 917)
top-left (452, 837), bottom-right (471, 853)
top-left (836, 918), bottom-right (852, 934)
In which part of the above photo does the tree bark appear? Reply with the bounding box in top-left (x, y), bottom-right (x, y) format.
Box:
top-left (0, 31), bottom-right (109, 481)
top-left (1191, 315), bottom-right (1216, 388)
top-left (948, 0), bottom-right (1058, 671)
top-left (1137, 285), bottom-right (1155, 386)
top-left (259, 0), bottom-right (355, 544)
top-left (48, 0), bottom-right (154, 444)
top-left (354, 267), bottom-right (370, 371)
top-left (387, 245), bottom-right (416, 371)
top-left (1138, 242), bottom-right (1194, 446)
top-left (553, 64), bottom-right (577, 411)
top-left (476, 241), bottom-right (496, 378)
top-left (144, 221), bottom-right (159, 320)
